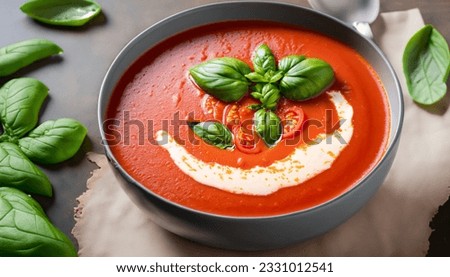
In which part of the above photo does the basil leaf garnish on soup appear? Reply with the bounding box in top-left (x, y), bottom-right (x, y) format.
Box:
top-left (246, 44), bottom-right (284, 84)
top-left (245, 71), bottom-right (270, 83)
top-left (189, 57), bottom-right (251, 102)
top-left (251, 83), bottom-right (280, 111)
top-left (403, 25), bottom-right (450, 105)
top-left (189, 43), bottom-right (336, 149)
top-left (253, 109), bottom-right (282, 147)
top-left (252, 43), bottom-right (277, 75)
top-left (191, 121), bottom-right (234, 150)
top-left (279, 55), bottom-right (335, 101)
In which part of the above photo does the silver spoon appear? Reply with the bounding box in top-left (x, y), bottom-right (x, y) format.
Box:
top-left (308, 0), bottom-right (380, 39)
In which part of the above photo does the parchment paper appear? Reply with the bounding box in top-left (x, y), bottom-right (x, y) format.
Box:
top-left (73, 9), bottom-right (450, 256)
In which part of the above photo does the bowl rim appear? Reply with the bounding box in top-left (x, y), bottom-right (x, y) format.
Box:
top-left (98, 1), bottom-right (404, 221)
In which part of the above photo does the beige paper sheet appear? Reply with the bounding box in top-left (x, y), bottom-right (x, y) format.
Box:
top-left (73, 9), bottom-right (450, 256)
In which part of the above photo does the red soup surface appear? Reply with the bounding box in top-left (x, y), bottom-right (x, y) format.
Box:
top-left (105, 21), bottom-right (390, 216)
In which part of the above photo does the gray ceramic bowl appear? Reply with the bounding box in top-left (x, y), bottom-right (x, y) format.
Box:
top-left (98, 2), bottom-right (403, 250)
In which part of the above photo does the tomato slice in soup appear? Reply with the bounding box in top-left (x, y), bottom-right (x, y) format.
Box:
top-left (280, 107), bottom-right (305, 139)
top-left (223, 103), bottom-right (241, 129)
top-left (232, 124), bottom-right (264, 154)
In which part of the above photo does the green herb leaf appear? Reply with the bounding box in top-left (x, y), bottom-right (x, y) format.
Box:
top-left (268, 70), bottom-right (284, 83)
top-left (20, 0), bottom-right (102, 27)
top-left (18, 118), bottom-right (87, 164)
top-left (0, 187), bottom-right (77, 256)
top-left (279, 55), bottom-right (334, 101)
top-left (403, 25), bottom-right (450, 105)
top-left (245, 70), bottom-right (284, 84)
top-left (252, 44), bottom-right (277, 75)
top-left (245, 72), bottom-right (268, 83)
top-left (254, 109), bottom-right (282, 147)
top-left (189, 57), bottom-right (251, 102)
top-left (258, 83), bottom-right (281, 110)
top-left (247, 104), bottom-right (262, 110)
top-left (0, 78), bottom-right (48, 139)
top-left (250, 92), bottom-right (263, 99)
top-left (252, 83), bottom-right (264, 93)
top-left (0, 39), bottom-right (62, 77)
top-left (250, 80), bottom-right (281, 111)
top-left (191, 121), bottom-right (233, 149)
top-left (0, 142), bottom-right (52, 197)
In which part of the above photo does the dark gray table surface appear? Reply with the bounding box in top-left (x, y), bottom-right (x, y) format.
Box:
top-left (0, 0), bottom-right (448, 255)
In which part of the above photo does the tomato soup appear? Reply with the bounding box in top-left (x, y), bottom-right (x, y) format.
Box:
top-left (105, 21), bottom-right (390, 216)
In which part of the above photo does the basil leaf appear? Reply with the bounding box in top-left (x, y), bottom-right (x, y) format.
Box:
top-left (250, 83), bottom-right (265, 99)
top-left (189, 57), bottom-right (251, 102)
top-left (18, 118), bottom-right (87, 164)
top-left (0, 39), bottom-right (63, 77)
top-left (0, 187), bottom-right (77, 256)
top-left (20, 0), bottom-right (102, 27)
top-left (268, 70), bottom-right (284, 83)
top-left (259, 83), bottom-right (281, 110)
top-left (250, 83), bottom-right (280, 110)
top-left (245, 72), bottom-right (269, 83)
top-left (254, 109), bottom-right (281, 147)
top-left (191, 121), bottom-right (233, 149)
top-left (245, 70), bottom-right (284, 84)
top-left (0, 78), bottom-right (48, 139)
top-left (251, 92), bottom-right (263, 100)
top-left (403, 25), bottom-right (450, 105)
top-left (253, 83), bottom-right (264, 93)
top-left (0, 142), bottom-right (52, 197)
top-left (252, 44), bottom-right (276, 75)
top-left (279, 55), bottom-right (335, 101)
top-left (247, 104), bottom-right (262, 111)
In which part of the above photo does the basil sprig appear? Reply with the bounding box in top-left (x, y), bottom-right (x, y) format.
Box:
top-left (403, 25), bottom-right (450, 105)
top-left (245, 44), bottom-right (284, 84)
top-left (0, 78), bottom-right (87, 196)
top-left (0, 39), bottom-right (62, 77)
top-left (254, 109), bottom-right (282, 147)
top-left (0, 187), bottom-right (77, 256)
top-left (190, 43), bottom-right (334, 104)
top-left (279, 55), bottom-right (335, 101)
top-left (250, 83), bottom-right (281, 110)
top-left (189, 57), bottom-right (251, 102)
top-left (245, 70), bottom-right (284, 84)
top-left (191, 121), bottom-right (233, 149)
top-left (189, 43), bottom-right (335, 149)
top-left (252, 43), bottom-right (277, 75)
